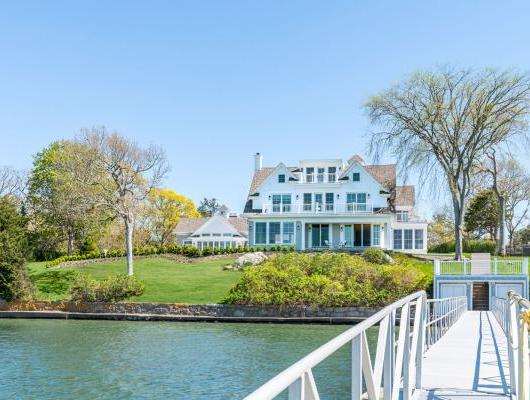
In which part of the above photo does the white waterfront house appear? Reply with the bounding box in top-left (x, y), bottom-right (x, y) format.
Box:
top-left (175, 214), bottom-right (248, 250)
top-left (243, 153), bottom-right (427, 253)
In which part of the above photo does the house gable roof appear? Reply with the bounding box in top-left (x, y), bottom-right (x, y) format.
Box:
top-left (175, 216), bottom-right (248, 236)
top-left (339, 159), bottom-right (396, 192)
top-left (248, 164), bottom-right (298, 196)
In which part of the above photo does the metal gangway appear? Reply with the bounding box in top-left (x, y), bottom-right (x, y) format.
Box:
top-left (244, 289), bottom-right (530, 399)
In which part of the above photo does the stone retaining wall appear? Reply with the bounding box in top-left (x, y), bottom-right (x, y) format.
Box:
top-left (0, 300), bottom-right (380, 321)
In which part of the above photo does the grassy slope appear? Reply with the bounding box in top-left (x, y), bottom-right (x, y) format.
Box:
top-left (28, 257), bottom-right (241, 303)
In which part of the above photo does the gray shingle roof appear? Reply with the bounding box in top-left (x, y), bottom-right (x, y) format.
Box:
top-left (395, 185), bottom-right (415, 207)
top-left (174, 216), bottom-right (248, 235)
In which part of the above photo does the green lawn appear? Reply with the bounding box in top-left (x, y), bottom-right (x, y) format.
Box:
top-left (28, 257), bottom-right (241, 303)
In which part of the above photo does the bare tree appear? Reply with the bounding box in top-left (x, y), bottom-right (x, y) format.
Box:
top-left (365, 68), bottom-right (530, 260)
top-left (69, 128), bottom-right (169, 275)
top-left (0, 166), bottom-right (25, 198)
top-left (476, 152), bottom-right (530, 255)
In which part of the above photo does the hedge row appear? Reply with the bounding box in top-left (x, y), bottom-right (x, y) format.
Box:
top-left (428, 239), bottom-right (496, 254)
top-left (45, 244), bottom-right (296, 268)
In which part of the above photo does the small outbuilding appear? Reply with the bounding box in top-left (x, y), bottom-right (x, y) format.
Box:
top-left (174, 214), bottom-right (248, 250)
top-left (433, 253), bottom-right (529, 310)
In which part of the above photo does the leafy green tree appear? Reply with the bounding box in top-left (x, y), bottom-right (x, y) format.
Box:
top-left (0, 197), bottom-right (33, 301)
top-left (197, 198), bottom-right (222, 217)
top-left (28, 142), bottom-right (105, 257)
top-left (428, 209), bottom-right (455, 246)
top-left (464, 190), bottom-right (499, 240)
top-left (145, 189), bottom-right (200, 246)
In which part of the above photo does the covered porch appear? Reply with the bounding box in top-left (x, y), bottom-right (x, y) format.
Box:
top-left (301, 221), bottom-right (390, 250)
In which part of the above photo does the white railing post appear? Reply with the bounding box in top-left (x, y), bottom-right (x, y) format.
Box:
top-left (494, 257), bottom-right (498, 275)
top-left (434, 259), bottom-right (440, 275)
top-left (524, 258), bottom-right (529, 275)
top-left (351, 335), bottom-right (362, 399)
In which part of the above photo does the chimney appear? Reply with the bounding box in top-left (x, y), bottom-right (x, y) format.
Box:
top-left (254, 152), bottom-right (263, 171)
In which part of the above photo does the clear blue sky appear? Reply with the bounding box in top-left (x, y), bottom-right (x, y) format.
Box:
top-left (1, 1), bottom-right (529, 216)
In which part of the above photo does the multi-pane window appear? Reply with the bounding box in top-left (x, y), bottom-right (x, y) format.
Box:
top-left (404, 229), bottom-right (413, 249)
top-left (283, 222), bottom-right (295, 244)
top-left (303, 193), bottom-right (312, 211)
top-left (212, 233), bottom-right (221, 237)
top-left (255, 222), bottom-right (267, 244)
top-left (317, 168), bottom-right (325, 183)
top-left (325, 192), bottom-right (334, 211)
top-left (415, 229), bottom-right (424, 249)
top-left (305, 167), bottom-right (314, 183)
top-left (328, 167), bottom-right (337, 182)
top-left (269, 222), bottom-right (281, 244)
top-left (352, 172), bottom-right (360, 182)
top-left (272, 194), bottom-right (292, 212)
top-left (278, 174), bottom-right (285, 183)
top-left (223, 233), bottom-right (232, 237)
top-left (372, 225), bottom-right (381, 246)
top-left (346, 192), bottom-right (367, 211)
top-left (201, 233), bottom-right (211, 237)
top-left (394, 229), bottom-right (402, 249)
top-left (396, 211), bottom-right (409, 222)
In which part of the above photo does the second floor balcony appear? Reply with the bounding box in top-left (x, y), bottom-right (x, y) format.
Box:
top-left (261, 202), bottom-right (374, 215)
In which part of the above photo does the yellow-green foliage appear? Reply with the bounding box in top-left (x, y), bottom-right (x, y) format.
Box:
top-left (222, 252), bottom-right (430, 307)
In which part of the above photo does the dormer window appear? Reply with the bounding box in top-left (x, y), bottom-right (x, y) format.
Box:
top-left (278, 174), bottom-right (285, 183)
top-left (352, 172), bottom-right (360, 182)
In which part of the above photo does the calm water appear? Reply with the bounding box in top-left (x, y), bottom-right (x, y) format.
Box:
top-left (0, 319), bottom-right (378, 399)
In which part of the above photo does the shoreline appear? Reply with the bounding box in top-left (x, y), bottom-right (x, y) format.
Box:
top-left (0, 300), bottom-right (380, 324)
top-left (0, 310), bottom-right (367, 324)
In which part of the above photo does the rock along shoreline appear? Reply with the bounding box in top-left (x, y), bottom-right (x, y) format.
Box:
top-left (0, 300), bottom-right (381, 324)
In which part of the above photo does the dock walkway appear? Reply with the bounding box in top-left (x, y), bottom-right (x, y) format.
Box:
top-left (419, 311), bottom-right (510, 399)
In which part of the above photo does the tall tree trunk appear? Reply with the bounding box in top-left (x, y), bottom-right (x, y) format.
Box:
top-left (453, 200), bottom-right (464, 260)
top-left (497, 195), bottom-right (506, 256)
top-left (124, 216), bottom-right (134, 276)
top-left (67, 229), bottom-right (74, 256)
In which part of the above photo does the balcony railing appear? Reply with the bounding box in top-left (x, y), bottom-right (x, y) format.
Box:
top-left (299, 173), bottom-right (339, 184)
top-left (434, 258), bottom-right (528, 275)
top-left (262, 202), bottom-right (373, 214)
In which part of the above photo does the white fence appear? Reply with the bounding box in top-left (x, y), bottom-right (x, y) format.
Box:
top-left (426, 297), bottom-right (467, 349)
top-left (244, 291), bottom-right (467, 400)
top-left (492, 291), bottom-right (530, 400)
top-left (435, 258), bottom-right (528, 275)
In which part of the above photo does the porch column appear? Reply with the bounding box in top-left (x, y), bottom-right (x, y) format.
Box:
top-left (384, 223), bottom-right (391, 250)
top-left (300, 222), bottom-right (305, 250)
top-left (340, 224), bottom-right (344, 244)
top-left (329, 224), bottom-right (333, 248)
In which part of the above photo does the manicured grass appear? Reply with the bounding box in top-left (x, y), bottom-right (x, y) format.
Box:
top-left (28, 257), bottom-right (241, 303)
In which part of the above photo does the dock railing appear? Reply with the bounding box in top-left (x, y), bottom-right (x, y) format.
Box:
top-left (244, 291), bottom-right (467, 400)
top-left (434, 258), bottom-right (528, 275)
top-left (492, 291), bottom-right (530, 400)
top-left (425, 296), bottom-right (467, 350)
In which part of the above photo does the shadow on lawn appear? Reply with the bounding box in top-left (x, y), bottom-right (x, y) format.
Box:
top-left (31, 270), bottom-right (79, 297)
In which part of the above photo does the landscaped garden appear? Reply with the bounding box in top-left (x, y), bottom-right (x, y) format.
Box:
top-left (28, 257), bottom-right (241, 304)
top-left (26, 251), bottom-right (433, 306)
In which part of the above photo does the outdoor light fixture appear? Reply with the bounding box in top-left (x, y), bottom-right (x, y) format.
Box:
top-left (340, 225), bottom-right (344, 232)
top-left (296, 194), bottom-right (299, 200)
top-left (268, 195), bottom-right (271, 200)
top-left (337, 194), bottom-right (340, 199)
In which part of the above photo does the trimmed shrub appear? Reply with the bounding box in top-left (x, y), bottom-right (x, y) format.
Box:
top-left (362, 248), bottom-right (387, 264)
top-left (429, 239), bottom-right (496, 254)
top-left (222, 252), bottom-right (429, 307)
top-left (70, 274), bottom-right (145, 302)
